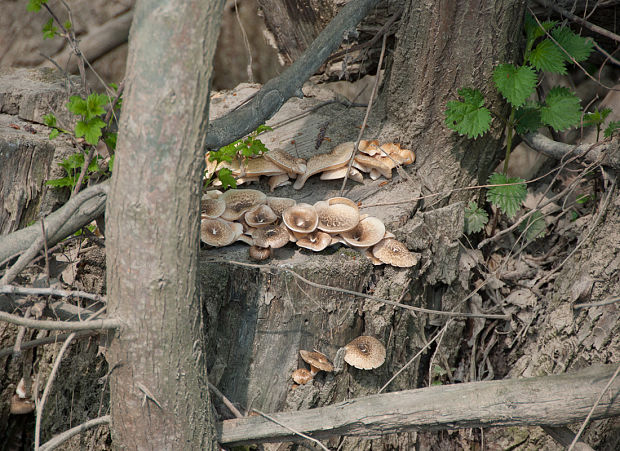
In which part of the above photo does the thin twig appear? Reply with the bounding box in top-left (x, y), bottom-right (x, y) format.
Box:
top-left (0, 329), bottom-right (100, 358)
top-left (568, 363), bottom-right (620, 451)
top-left (205, 259), bottom-right (508, 320)
top-left (13, 307), bottom-right (31, 357)
top-left (40, 219), bottom-right (50, 286)
top-left (39, 415), bottom-right (111, 451)
top-left (339, 32), bottom-right (388, 196)
top-left (0, 285), bottom-right (106, 303)
top-left (72, 145), bottom-right (95, 197)
top-left (0, 311), bottom-right (120, 331)
top-left (573, 296), bottom-right (620, 309)
top-left (233, 0), bottom-right (254, 82)
top-left (252, 408), bottom-right (330, 451)
top-left (208, 381), bottom-right (244, 419)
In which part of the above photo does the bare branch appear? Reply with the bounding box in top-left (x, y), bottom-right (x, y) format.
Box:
top-left (0, 311), bottom-right (120, 331)
top-left (0, 285), bottom-right (105, 303)
top-left (217, 365), bottom-right (620, 446)
top-left (0, 330), bottom-right (100, 358)
top-left (39, 415), bottom-right (111, 451)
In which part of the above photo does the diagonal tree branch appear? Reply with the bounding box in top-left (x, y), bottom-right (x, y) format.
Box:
top-left (217, 364), bottom-right (620, 446)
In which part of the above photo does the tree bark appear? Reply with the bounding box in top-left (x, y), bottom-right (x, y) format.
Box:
top-left (105, 0), bottom-right (225, 449)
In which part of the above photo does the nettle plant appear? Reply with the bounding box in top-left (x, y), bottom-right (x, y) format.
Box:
top-left (445, 14), bottom-right (614, 240)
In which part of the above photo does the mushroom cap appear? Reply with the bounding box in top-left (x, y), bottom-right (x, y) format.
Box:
top-left (267, 197), bottom-right (296, 217)
top-left (328, 197), bottom-right (360, 210)
top-left (264, 148), bottom-right (307, 175)
top-left (293, 141), bottom-right (355, 190)
top-left (299, 350), bottom-right (334, 373)
top-left (296, 231), bottom-right (332, 252)
top-left (354, 154), bottom-right (392, 179)
top-left (364, 248), bottom-right (384, 265)
top-left (201, 197), bottom-right (226, 218)
top-left (204, 190), bottom-right (223, 199)
top-left (236, 156), bottom-right (288, 177)
top-left (282, 203), bottom-right (319, 234)
top-left (313, 201), bottom-right (360, 233)
top-left (319, 166), bottom-right (364, 183)
top-left (249, 245), bottom-right (272, 260)
top-left (220, 189), bottom-right (267, 221)
top-left (200, 218), bottom-right (237, 247)
top-left (372, 238), bottom-right (418, 268)
top-left (343, 336), bottom-right (386, 370)
top-left (291, 368), bottom-right (313, 385)
top-left (251, 223), bottom-right (290, 249)
top-left (341, 216), bottom-right (386, 248)
top-left (245, 204), bottom-right (277, 228)
top-left (268, 173), bottom-right (291, 192)
top-left (358, 139), bottom-right (381, 156)
top-left (10, 394), bottom-right (35, 415)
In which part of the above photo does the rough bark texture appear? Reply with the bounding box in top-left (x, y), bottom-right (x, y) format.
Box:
top-left (105, 0), bottom-right (225, 449)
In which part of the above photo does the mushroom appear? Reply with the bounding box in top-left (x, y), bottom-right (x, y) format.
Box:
top-left (203, 189), bottom-right (223, 199)
top-left (236, 156), bottom-right (289, 177)
top-left (220, 189), bottom-right (267, 221)
top-left (320, 166), bottom-right (364, 183)
top-left (200, 218), bottom-right (238, 247)
top-left (263, 148), bottom-right (307, 175)
top-left (268, 173), bottom-right (291, 192)
top-left (282, 203), bottom-right (319, 234)
top-left (201, 197), bottom-right (226, 219)
top-left (327, 197), bottom-right (360, 210)
top-left (313, 201), bottom-right (360, 233)
top-left (354, 154), bottom-right (393, 179)
top-left (372, 238), bottom-right (418, 268)
top-left (249, 245), bottom-right (272, 261)
top-left (267, 197), bottom-right (296, 217)
top-left (291, 368), bottom-right (313, 385)
top-left (364, 248), bottom-right (384, 265)
top-left (299, 350), bottom-right (334, 375)
top-left (343, 336), bottom-right (386, 370)
top-left (358, 139), bottom-right (381, 156)
top-left (251, 223), bottom-right (290, 250)
top-left (245, 204), bottom-right (277, 228)
top-left (296, 230), bottom-right (332, 252)
top-left (293, 141), bottom-right (355, 190)
top-left (340, 216), bottom-right (386, 248)
top-left (10, 395), bottom-right (35, 415)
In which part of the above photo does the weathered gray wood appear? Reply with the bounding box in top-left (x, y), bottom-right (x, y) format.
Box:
top-left (217, 364), bottom-right (620, 446)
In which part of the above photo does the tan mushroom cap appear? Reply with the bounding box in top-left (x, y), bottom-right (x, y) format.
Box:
top-left (313, 201), bottom-right (360, 233)
top-left (282, 203), bottom-right (319, 233)
top-left (236, 156), bottom-right (288, 177)
top-left (264, 148), bottom-right (307, 175)
top-left (354, 154), bottom-right (393, 179)
top-left (299, 350), bottom-right (334, 374)
top-left (328, 197), bottom-right (360, 210)
top-left (200, 218), bottom-right (237, 247)
top-left (204, 190), bottom-right (223, 199)
top-left (372, 238), bottom-right (418, 268)
top-left (267, 197), bottom-right (296, 217)
top-left (268, 173), bottom-right (291, 192)
top-left (10, 395), bottom-right (35, 415)
top-left (293, 141), bottom-right (355, 190)
top-left (291, 368), bottom-right (313, 385)
top-left (245, 204), bottom-right (277, 228)
top-left (364, 248), bottom-right (383, 265)
top-left (320, 166), bottom-right (364, 183)
top-left (249, 245), bottom-right (272, 260)
top-left (201, 197), bottom-right (226, 218)
top-left (340, 216), bottom-right (386, 248)
top-left (343, 336), bottom-right (386, 370)
top-left (296, 230), bottom-right (332, 252)
top-left (358, 139), bottom-right (381, 156)
top-left (220, 189), bottom-right (267, 221)
top-left (251, 223), bottom-right (290, 249)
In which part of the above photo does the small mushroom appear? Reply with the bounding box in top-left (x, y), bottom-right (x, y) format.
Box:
top-left (299, 350), bottom-right (334, 375)
top-left (267, 197), bottom-right (296, 217)
top-left (264, 148), bottom-right (307, 175)
top-left (293, 141), bottom-right (355, 190)
top-left (200, 218), bottom-right (238, 247)
top-left (343, 336), bottom-right (386, 370)
top-left (372, 238), bottom-right (418, 268)
top-left (291, 368), bottom-right (313, 385)
top-left (237, 156), bottom-right (289, 177)
top-left (327, 197), bottom-right (360, 210)
top-left (268, 173), bottom-right (291, 192)
top-left (340, 216), bottom-right (386, 248)
top-left (296, 230), bottom-right (332, 252)
top-left (201, 197), bottom-right (226, 218)
top-left (10, 395), bottom-right (35, 415)
top-left (245, 204), bottom-right (277, 228)
top-left (320, 166), bottom-right (364, 183)
top-left (282, 203), bottom-right (319, 234)
top-left (220, 189), bottom-right (267, 221)
top-left (364, 248), bottom-right (383, 265)
top-left (251, 223), bottom-right (290, 249)
top-left (249, 245), bottom-right (272, 260)
top-left (313, 201), bottom-right (360, 233)
top-left (354, 154), bottom-right (393, 179)
top-left (358, 139), bottom-right (381, 156)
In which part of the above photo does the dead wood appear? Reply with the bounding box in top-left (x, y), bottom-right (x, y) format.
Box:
top-left (217, 364), bottom-right (620, 446)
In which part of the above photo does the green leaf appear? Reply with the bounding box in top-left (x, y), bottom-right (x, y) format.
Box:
top-left (464, 201), bottom-right (489, 234)
top-left (486, 172), bottom-right (527, 218)
top-left (444, 88), bottom-right (491, 138)
top-left (75, 117), bottom-right (106, 145)
top-left (103, 131), bottom-right (117, 150)
top-left (583, 108), bottom-right (612, 127)
top-left (49, 128), bottom-right (59, 140)
top-left (540, 86), bottom-right (582, 131)
top-left (254, 124), bottom-right (273, 135)
top-left (46, 176), bottom-right (76, 187)
top-left (524, 13), bottom-right (556, 48)
top-left (217, 168), bottom-right (237, 190)
top-left (67, 96), bottom-right (88, 117)
top-left (514, 103), bottom-right (542, 134)
top-left (64, 20), bottom-right (71, 30)
top-left (42, 18), bottom-right (57, 40)
top-left (108, 155), bottom-right (115, 172)
top-left (27, 0), bottom-right (47, 12)
top-left (604, 120), bottom-right (620, 138)
top-left (528, 39), bottom-right (566, 74)
top-left (518, 210), bottom-right (546, 241)
top-left (552, 27), bottom-right (593, 63)
top-left (493, 64), bottom-right (537, 107)
top-left (87, 156), bottom-right (101, 173)
top-left (85, 93), bottom-right (107, 119)
top-left (59, 152), bottom-right (84, 171)
top-left (42, 113), bottom-right (57, 128)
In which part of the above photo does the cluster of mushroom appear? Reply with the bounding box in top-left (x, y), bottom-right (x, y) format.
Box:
top-left (200, 189), bottom-right (418, 267)
top-left (205, 140), bottom-right (415, 191)
top-left (292, 336), bottom-right (387, 385)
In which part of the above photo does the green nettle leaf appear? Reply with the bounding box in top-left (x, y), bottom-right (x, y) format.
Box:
top-left (49, 128), bottom-right (59, 139)
top-left (444, 88), bottom-right (491, 138)
top-left (64, 20), bottom-right (71, 29)
top-left (46, 176), bottom-right (76, 187)
top-left (528, 39), bottom-right (566, 74)
top-left (42, 113), bottom-right (57, 128)
top-left (42, 18), bottom-right (57, 40)
top-left (492, 64), bottom-right (537, 107)
top-left (87, 156), bottom-right (101, 173)
top-left (514, 103), bottom-right (542, 134)
top-left (217, 168), bottom-right (237, 190)
top-left (486, 172), bottom-right (527, 218)
top-left (75, 117), bottom-right (106, 145)
top-left (519, 210), bottom-right (546, 241)
top-left (108, 155), bottom-right (115, 172)
top-left (67, 96), bottom-right (89, 117)
top-left (552, 27), bottom-right (593, 63)
top-left (27, 0), bottom-right (47, 12)
top-left (103, 131), bottom-right (117, 150)
top-left (464, 201), bottom-right (489, 234)
top-left (540, 86), bottom-right (581, 131)
top-left (524, 13), bottom-right (556, 47)
top-left (85, 93), bottom-right (107, 119)
top-left (583, 108), bottom-right (611, 127)
top-left (60, 152), bottom-right (85, 171)
top-left (255, 124), bottom-right (273, 135)
top-left (604, 120), bottom-right (620, 138)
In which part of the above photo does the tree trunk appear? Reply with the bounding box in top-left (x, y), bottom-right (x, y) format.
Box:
top-left (105, 0), bottom-right (225, 449)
